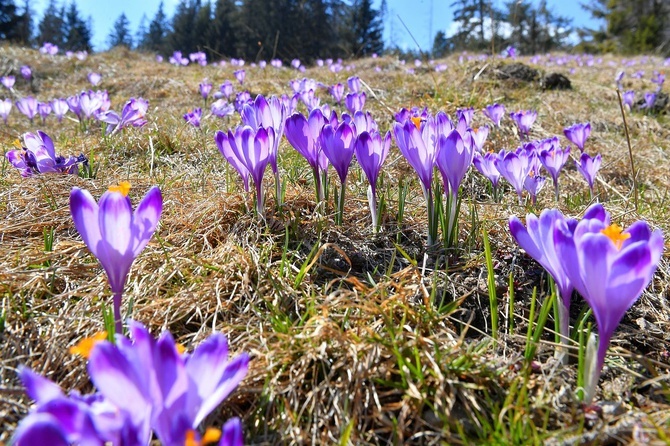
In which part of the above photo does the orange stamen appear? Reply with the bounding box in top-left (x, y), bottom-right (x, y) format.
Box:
top-left (601, 223), bottom-right (631, 250)
top-left (411, 116), bottom-right (422, 130)
top-left (69, 331), bottom-right (108, 358)
top-left (184, 430), bottom-right (198, 446)
top-left (108, 181), bottom-right (131, 196)
top-left (202, 428), bottom-right (222, 444)
top-left (176, 343), bottom-right (186, 355)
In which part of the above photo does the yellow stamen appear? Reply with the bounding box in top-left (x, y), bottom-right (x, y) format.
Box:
top-left (601, 223), bottom-right (631, 250)
top-left (69, 331), bottom-right (108, 358)
top-left (108, 181), bottom-right (131, 197)
top-left (13, 139), bottom-right (22, 149)
top-left (176, 343), bottom-right (186, 355)
top-left (411, 116), bottom-right (422, 130)
top-left (202, 428), bottom-right (222, 444)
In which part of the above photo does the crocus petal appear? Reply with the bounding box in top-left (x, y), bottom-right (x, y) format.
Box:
top-left (70, 188), bottom-right (102, 259)
top-left (18, 366), bottom-right (64, 404)
top-left (131, 187), bottom-right (162, 257)
top-left (12, 413), bottom-right (70, 446)
top-left (220, 417), bottom-right (244, 446)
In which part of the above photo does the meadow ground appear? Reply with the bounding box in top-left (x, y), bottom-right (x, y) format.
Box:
top-left (1, 44), bottom-right (670, 444)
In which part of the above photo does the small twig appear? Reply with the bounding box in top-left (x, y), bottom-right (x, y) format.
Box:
top-left (616, 89), bottom-right (639, 213)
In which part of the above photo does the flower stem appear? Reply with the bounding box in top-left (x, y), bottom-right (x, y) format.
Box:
top-left (367, 185), bottom-right (378, 233)
top-left (113, 292), bottom-right (123, 335)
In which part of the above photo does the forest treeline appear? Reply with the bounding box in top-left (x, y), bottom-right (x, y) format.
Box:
top-left (1, 0), bottom-right (669, 61)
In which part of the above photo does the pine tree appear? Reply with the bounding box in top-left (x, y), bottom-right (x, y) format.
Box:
top-left (167, 0), bottom-right (201, 54)
top-left (350, 0), bottom-right (384, 57)
top-left (135, 14), bottom-right (148, 50)
top-left (208, 0), bottom-right (238, 58)
top-left (0, 0), bottom-right (19, 41)
top-left (108, 13), bottom-right (132, 49)
top-left (143, 1), bottom-right (170, 53)
top-left (37, 0), bottom-right (65, 46)
top-left (432, 30), bottom-right (449, 57)
top-left (63, 1), bottom-right (92, 51)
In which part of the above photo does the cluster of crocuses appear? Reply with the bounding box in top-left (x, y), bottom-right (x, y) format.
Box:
top-left (616, 69), bottom-right (665, 112)
top-left (6, 130), bottom-right (88, 177)
top-left (510, 203), bottom-right (663, 404)
top-left (12, 320), bottom-right (248, 445)
top-left (1, 90), bottom-right (147, 132)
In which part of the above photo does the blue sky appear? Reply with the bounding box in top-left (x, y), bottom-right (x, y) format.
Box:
top-left (29, 0), bottom-right (601, 53)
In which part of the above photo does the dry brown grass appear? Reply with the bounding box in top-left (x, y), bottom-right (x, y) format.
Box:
top-left (1, 43), bottom-right (670, 444)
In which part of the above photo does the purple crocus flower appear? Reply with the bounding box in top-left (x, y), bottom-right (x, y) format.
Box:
top-left (321, 121), bottom-right (355, 224)
top-left (456, 107), bottom-right (474, 126)
top-left (355, 130), bottom-right (390, 232)
top-left (7, 131), bottom-right (87, 177)
top-left (16, 96), bottom-right (38, 122)
top-left (20, 65), bottom-right (32, 80)
top-left (37, 102), bottom-right (52, 123)
top-left (200, 79), bottom-right (213, 100)
top-left (291, 59), bottom-right (301, 69)
top-left (495, 150), bottom-right (531, 204)
top-left (539, 145), bottom-right (570, 200)
top-left (473, 152), bottom-right (501, 194)
top-left (220, 80), bottom-right (234, 99)
top-left (0, 98), bottom-right (12, 123)
top-left (51, 98), bottom-right (68, 122)
top-left (330, 83), bottom-right (344, 103)
top-left (576, 152), bottom-right (601, 197)
top-left (234, 69), bottom-right (245, 85)
top-left (1, 75), bottom-right (15, 89)
top-left (70, 184), bottom-right (162, 333)
top-left (482, 103), bottom-right (505, 127)
top-left (215, 129), bottom-right (250, 192)
top-left (241, 94), bottom-right (288, 205)
top-left (469, 126), bottom-right (489, 153)
top-left (87, 72), bottom-right (102, 86)
top-left (509, 207), bottom-right (589, 357)
top-left (347, 76), bottom-right (361, 93)
top-left (622, 90), bottom-right (635, 109)
top-left (234, 91), bottom-right (252, 112)
top-left (393, 118), bottom-right (438, 245)
top-left (554, 204), bottom-right (663, 403)
top-left (523, 170), bottom-right (546, 205)
top-left (344, 92), bottom-right (366, 114)
top-left (183, 108), bottom-right (202, 127)
top-left (66, 94), bottom-right (82, 119)
top-left (436, 129), bottom-right (474, 246)
top-left (563, 122), bottom-right (591, 152)
top-left (285, 109), bottom-right (328, 202)
top-left (221, 126), bottom-right (274, 216)
top-left (510, 110), bottom-right (537, 139)
top-left (651, 71), bottom-right (665, 90)
top-left (643, 92), bottom-right (657, 109)
top-left (348, 110), bottom-right (378, 135)
top-left (88, 320), bottom-right (249, 445)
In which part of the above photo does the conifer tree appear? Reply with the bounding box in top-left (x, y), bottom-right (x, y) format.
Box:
top-left (108, 13), bottom-right (133, 49)
top-left (37, 0), bottom-right (65, 46)
top-left (143, 1), bottom-right (170, 54)
top-left (63, 1), bottom-right (92, 51)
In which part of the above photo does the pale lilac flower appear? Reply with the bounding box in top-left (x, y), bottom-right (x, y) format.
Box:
top-left (220, 80), bottom-right (234, 99)
top-left (355, 130), bottom-right (391, 232)
top-left (644, 92), bottom-right (657, 109)
top-left (469, 126), bottom-right (489, 152)
top-left (482, 103), bottom-right (505, 127)
top-left (1, 75), bottom-right (15, 89)
top-left (37, 102), bottom-right (52, 123)
top-left (576, 152), bottom-right (601, 197)
top-left (7, 131), bottom-right (87, 177)
top-left (344, 92), bottom-right (366, 114)
top-left (510, 110), bottom-right (537, 139)
top-left (347, 76), bottom-right (361, 93)
top-left (622, 90), bottom-right (635, 109)
top-left (87, 72), bottom-right (102, 86)
top-left (0, 98), bottom-right (12, 123)
top-left (563, 122), bottom-right (591, 152)
top-left (199, 79), bottom-right (213, 100)
top-left (211, 99), bottom-right (235, 118)
top-left (234, 69), bottom-right (245, 85)
top-left (51, 99), bottom-right (68, 122)
top-left (330, 83), bottom-right (344, 103)
top-left (495, 149), bottom-right (531, 203)
top-left (539, 145), bottom-right (570, 200)
top-left (473, 152), bottom-right (501, 194)
top-left (20, 65), bottom-right (31, 80)
top-left (98, 98), bottom-right (149, 134)
top-left (523, 170), bottom-right (546, 205)
top-left (285, 109), bottom-right (328, 202)
top-left (291, 59), bottom-right (301, 69)
top-left (16, 96), bottom-right (38, 122)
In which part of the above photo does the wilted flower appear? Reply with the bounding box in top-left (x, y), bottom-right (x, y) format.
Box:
top-left (16, 96), bottom-right (38, 122)
top-left (563, 122), bottom-right (591, 152)
top-left (1, 75), bottom-right (15, 89)
top-left (482, 103), bottom-right (505, 127)
top-left (554, 204), bottom-right (663, 404)
top-left (7, 131), bottom-right (87, 177)
top-left (576, 152), bottom-right (601, 197)
top-left (183, 108), bottom-right (202, 127)
top-left (0, 98), bottom-right (12, 123)
top-left (70, 183), bottom-right (162, 333)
